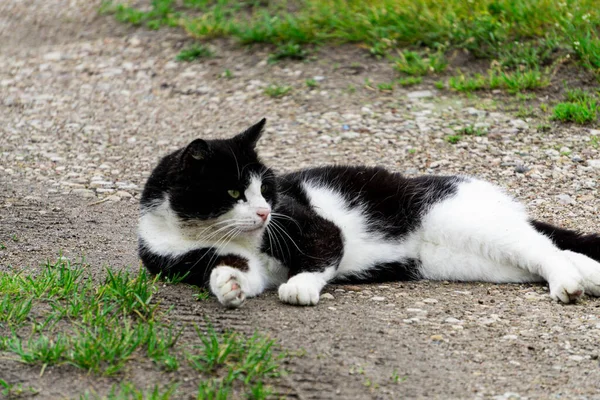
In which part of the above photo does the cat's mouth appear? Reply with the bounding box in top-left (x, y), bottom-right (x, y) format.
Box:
top-left (237, 221), bottom-right (268, 233)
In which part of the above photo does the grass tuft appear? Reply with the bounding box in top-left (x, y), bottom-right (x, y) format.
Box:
top-left (176, 44), bottom-right (213, 61)
top-left (264, 84), bottom-right (292, 98)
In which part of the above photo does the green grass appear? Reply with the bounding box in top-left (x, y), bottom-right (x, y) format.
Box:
top-left (101, 0), bottom-right (600, 101)
top-left (445, 135), bottom-right (462, 144)
top-left (269, 42), bottom-right (308, 63)
top-left (398, 76), bottom-right (423, 86)
top-left (394, 50), bottom-right (447, 76)
top-left (552, 100), bottom-right (598, 124)
top-left (176, 44), bottom-right (213, 61)
top-left (551, 87), bottom-right (600, 124)
top-left (0, 259), bottom-right (285, 398)
top-left (305, 78), bottom-right (319, 88)
top-left (264, 84), bottom-right (292, 98)
top-left (377, 82), bottom-right (394, 91)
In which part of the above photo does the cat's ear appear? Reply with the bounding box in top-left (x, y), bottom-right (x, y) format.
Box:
top-left (234, 118), bottom-right (266, 148)
top-left (182, 139), bottom-right (210, 167)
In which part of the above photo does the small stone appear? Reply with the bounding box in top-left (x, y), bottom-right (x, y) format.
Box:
top-left (502, 335), bottom-right (518, 340)
top-left (105, 195), bottom-right (121, 202)
top-left (587, 159), bottom-right (600, 169)
top-left (407, 90), bottom-right (434, 99)
top-left (90, 180), bottom-right (114, 188)
top-left (571, 155), bottom-right (583, 163)
top-left (510, 119), bottom-right (529, 130)
top-left (116, 190), bottom-right (133, 199)
top-left (313, 76), bottom-right (325, 82)
top-left (43, 52), bottom-right (62, 61)
top-left (569, 355), bottom-right (584, 362)
top-left (545, 149), bottom-right (560, 157)
top-left (556, 194), bottom-right (576, 205)
top-left (72, 189), bottom-right (96, 198)
top-left (371, 296), bottom-right (386, 302)
top-left (341, 131), bottom-right (360, 140)
top-left (343, 286), bottom-right (362, 292)
top-left (430, 335), bottom-right (444, 341)
top-left (327, 307), bottom-right (337, 311)
top-left (423, 298), bottom-right (438, 304)
top-left (444, 317), bottom-right (463, 324)
top-left (96, 188), bottom-right (116, 194)
top-left (514, 164), bottom-right (529, 174)
top-left (321, 293), bottom-right (335, 300)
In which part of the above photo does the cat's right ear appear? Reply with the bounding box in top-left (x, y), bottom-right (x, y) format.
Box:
top-left (182, 139), bottom-right (210, 167)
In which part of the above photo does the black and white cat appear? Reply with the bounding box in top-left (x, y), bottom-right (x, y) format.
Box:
top-left (138, 119), bottom-right (600, 308)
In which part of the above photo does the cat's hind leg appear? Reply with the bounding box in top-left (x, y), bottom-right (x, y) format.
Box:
top-left (418, 179), bottom-right (585, 303)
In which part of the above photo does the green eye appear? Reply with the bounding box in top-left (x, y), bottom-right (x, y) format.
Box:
top-left (228, 190), bottom-right (240, 199)
top-left (260, 184), bottom-right (267, 193)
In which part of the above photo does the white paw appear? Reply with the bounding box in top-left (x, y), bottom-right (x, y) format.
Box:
top-left (278, 275), bottom-right (321, 306)
top-left (564, 250), bottom-right (600, 297)
top-left (209, 266), bottom-right (247, 308)
top-left (548, 271), bottom-right (585, 303)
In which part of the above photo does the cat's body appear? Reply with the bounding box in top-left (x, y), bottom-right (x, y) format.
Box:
top-left (138, 119), bottom-right (600, 307)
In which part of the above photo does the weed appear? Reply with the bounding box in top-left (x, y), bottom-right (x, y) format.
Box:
top-left (222, 69), bottom-right (233, 79)
top-left (460, 125), bottom-right (486, 136)
top-left (434, 80), bottom-right (445, 90)
top-left (83, 382), bottom-right (179, 400)
top-left (590, 135), bottom-right (599, 148)
top-left (0, 379), bottom-right (38, 398)
top-left (347, 84), bottom-right (356, 94)
top-left (398, 77), bottom-right (422, 86)
top-left (0, 242), bottom-right (6, 250)
top-left (194, 288), bottom-right (211, 301)
top-left (552, 100), bottom-right (598, 124)
top-left (394, 50), bottom-right (447, 76)
top-left (377, 82), bottom-right (394, 91)
top-left (264, 84), bottom-right (291, 98)
top-left (448, 73), bottom-right (487, 92)
top-left (516, 106), bottom-right (536, 119)
top-left (176, 44), bottom-right (213, 61)
top-left (501, 69), bottom-right (549, 93)
top-left (391, 369), bottom-right (407, 383)
top-left (536, 123), bottom-right (551, 132)
top-left (305, 78), bottom-right (318, 88)
top-left (445, 135), bottom-right (462, 144)
top-left (269, 42), bottom-right (307, 62)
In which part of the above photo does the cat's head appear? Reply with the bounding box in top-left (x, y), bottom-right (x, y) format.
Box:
top-left (145, 118), bottom-right (277, 240)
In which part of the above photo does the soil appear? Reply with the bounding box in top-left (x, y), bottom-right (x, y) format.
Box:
top-left (1, 1), bottom-right (600, 399)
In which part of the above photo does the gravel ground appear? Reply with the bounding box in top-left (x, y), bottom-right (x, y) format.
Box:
top-left (1, 0), bottom-right (600, 399)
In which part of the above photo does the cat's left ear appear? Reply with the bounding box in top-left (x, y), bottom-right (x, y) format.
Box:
top-left (234, 118), bottom-right (266, 148)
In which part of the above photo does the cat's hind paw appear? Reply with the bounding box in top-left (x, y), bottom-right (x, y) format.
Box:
top-left (210, 266), bottom-right (247, 308)
top-left (278, 274), bottom-right (321, 306)
top-left (548, 271), bottom-right (585, 303)
top-left (563, 250), bottom-right (600, 297)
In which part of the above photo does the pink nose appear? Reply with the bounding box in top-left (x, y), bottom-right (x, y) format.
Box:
top-left (256, 208), bottom-right (270, 222)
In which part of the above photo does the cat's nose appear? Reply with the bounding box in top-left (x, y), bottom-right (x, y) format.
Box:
top-left (256, 208), bottom-right (271, 222)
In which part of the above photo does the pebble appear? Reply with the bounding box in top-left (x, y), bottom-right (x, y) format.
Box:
top-left (371, 296), bottom-right (386, 302)
top-left (321, 293), bottom-right (335, 300)
top-left (444, 317), bottom-right (463, 324)
top-left (568, 355), bottom-right (584, 362)
top-left (422, 298), bottom-right (438, 304)
top-left (407, 90), bottom-right (434, 99)
top-left (556, 194), bottom-right (576, 205)
top-left (71, 189), bottom-right (96, 198)
top-left (587, 159), bottom-right (600, 169)
top-left (510, 119), bottom-right (529, 130)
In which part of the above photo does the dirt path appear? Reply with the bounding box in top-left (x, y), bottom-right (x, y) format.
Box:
top-left (2, 1), bottom-right (600, 399)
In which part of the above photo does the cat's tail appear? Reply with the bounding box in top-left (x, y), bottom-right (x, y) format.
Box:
top-left (531, 220), bottom-right (600, 262)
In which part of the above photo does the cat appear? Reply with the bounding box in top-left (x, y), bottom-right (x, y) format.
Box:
top-left (138, 118), bottom-right (600, 308)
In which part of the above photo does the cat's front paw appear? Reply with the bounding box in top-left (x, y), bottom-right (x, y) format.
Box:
top-left (278, 275), bottom-right (320, 306)
top-left (210, 266), bottom-right (247, 308)
top-left (548, 270), bottom-right (585, 303)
